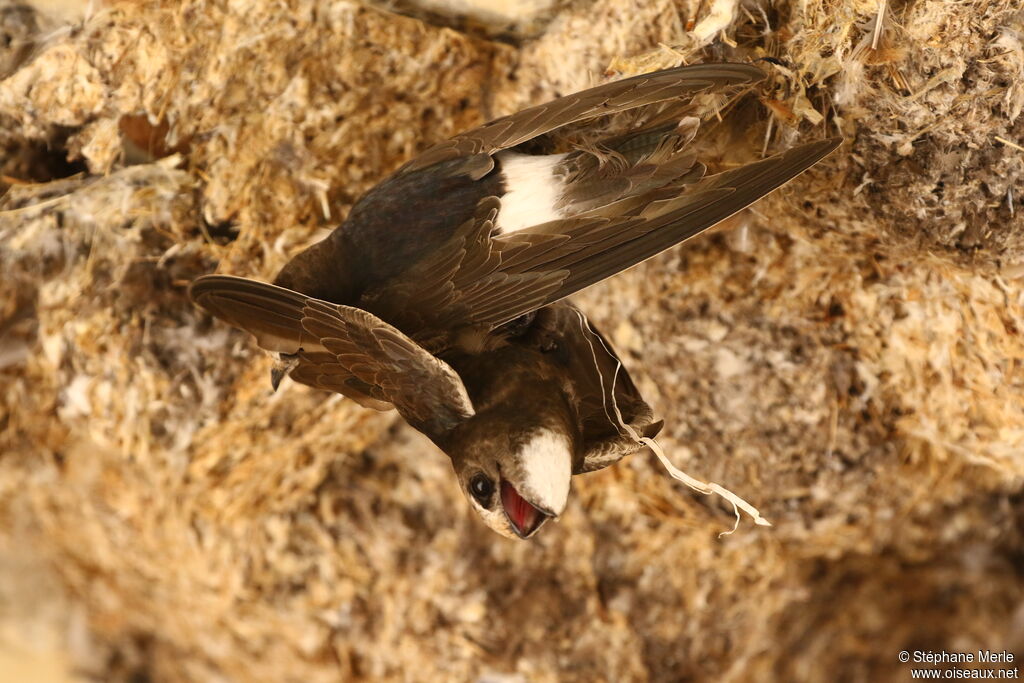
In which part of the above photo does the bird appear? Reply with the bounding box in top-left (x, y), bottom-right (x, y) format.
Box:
top-left (189, 62), bottom-right (841, 539)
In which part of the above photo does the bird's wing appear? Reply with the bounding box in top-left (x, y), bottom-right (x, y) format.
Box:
top-left (502, 137), bottom-right (844, 312)
top-left (190, 274), bottom-right (313, 353)
top-left (190, 276), bottom-right (474, 435)
top-left (371, 137), bottom-right (842, 339)
top-left (399, 63), bottom-right (765, 175)
top-left (527, 304), bottom-right (663, 473)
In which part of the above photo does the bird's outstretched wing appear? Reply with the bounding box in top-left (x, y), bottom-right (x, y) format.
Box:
top-left (190, 276), bottom-right (475, 435)
top-left (399, 63), bottom-right (766, 175)
top-left (192, 64), bottom-right (840, 360)
top-left (370, 137), bottom-right (842, 339)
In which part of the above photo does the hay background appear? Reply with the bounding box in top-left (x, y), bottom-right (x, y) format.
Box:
top-left (1, 0), bottom-right (1023, 680)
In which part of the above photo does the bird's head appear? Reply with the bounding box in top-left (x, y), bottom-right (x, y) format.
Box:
top-left (445, 407), bottom-right (575, 540)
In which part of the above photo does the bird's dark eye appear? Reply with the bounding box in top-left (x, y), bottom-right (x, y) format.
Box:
top-left (468, 474), bottom-right (494, 507)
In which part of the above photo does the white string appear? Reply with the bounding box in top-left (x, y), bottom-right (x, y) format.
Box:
top-left (572, 309), bottom-right (772, 536)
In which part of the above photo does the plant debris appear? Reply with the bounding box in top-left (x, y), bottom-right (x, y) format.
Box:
top-left (1, 0), bottom-right (1022, 680)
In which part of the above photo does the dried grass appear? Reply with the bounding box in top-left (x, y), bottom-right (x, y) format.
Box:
top-left (1, 0), bottom-right (1022, 681)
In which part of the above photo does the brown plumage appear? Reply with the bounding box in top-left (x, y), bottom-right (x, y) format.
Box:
top-left (189, 62), bottom-right (841, 539)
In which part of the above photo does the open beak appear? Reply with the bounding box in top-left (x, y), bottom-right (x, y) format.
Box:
top-left (500, 480), bottom-right (553, 539)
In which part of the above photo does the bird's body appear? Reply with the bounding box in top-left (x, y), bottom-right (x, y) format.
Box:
top-left (190, 62), bottom-right (841, 539)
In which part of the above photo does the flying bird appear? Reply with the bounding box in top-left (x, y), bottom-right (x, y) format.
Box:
top-left (190, 62), bottom-right (841, 539)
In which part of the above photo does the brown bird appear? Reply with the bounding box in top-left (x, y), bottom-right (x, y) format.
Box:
top-left (190, 62), bottom-right (841, 539)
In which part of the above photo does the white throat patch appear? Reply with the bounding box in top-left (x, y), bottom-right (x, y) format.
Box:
top-left (516, 429), bottom-right (572, 516)
top-left (495, 151), bottom-right (568, 234)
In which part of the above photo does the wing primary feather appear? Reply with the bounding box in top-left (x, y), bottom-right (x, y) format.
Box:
top-left (189, 274), bottom-right (316, 352)
top-left (400, 63), bottom-right (765, 174)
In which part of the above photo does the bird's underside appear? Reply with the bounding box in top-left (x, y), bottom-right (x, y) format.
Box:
top-left (189, 62), bottom-right (841, 534)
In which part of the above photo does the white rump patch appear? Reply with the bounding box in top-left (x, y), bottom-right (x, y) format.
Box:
top-left (516, 429), bottom-right (572, 515)
top-left (495, 151), bottom-right (569, 234)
